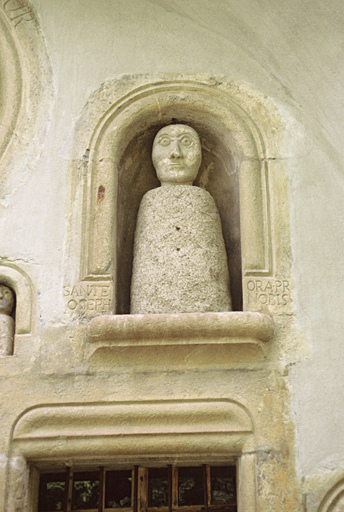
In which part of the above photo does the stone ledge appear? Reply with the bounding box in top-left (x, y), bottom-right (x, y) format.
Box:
top-left (87, 311), bottom-right (274, 347)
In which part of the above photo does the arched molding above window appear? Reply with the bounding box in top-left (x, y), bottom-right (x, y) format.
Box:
top-left (12, 399), bottom-right (255, 461)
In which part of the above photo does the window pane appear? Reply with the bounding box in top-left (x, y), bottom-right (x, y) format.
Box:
top-left (178, 467), bottom-right (203, 506)
top-left (210, 466), bottom-right (236, 505)
top-left (38, 473), bottom-right (66, 512)
top-left (148, 468), bottom-right (168, 507)
top-left (72, 471), bottom-right (99, 510)
top-left (105, 470), bottom-right (132, 508)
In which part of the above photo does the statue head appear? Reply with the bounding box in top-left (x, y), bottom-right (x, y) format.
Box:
top-left (0, 284), bottom-right (14, 315)
top-left (152, 124), bottom-right (202, 186)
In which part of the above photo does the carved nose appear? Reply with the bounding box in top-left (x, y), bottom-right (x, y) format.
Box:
top-left (170, 141), bottom-right (182, 159)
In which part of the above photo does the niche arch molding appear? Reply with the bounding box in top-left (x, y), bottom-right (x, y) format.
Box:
top-left (74, 78), bottom-right (274, 311)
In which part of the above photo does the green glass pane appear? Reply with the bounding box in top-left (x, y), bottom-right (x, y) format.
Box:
top-left (38, 473), bottom-right (66, 511)
top-left (105, 470), bottom-right (132, 508)
top-left (178, 467), bottom-right (203, 506)
top-left (210, 466), bottom-right (236, 505)
top-left (72, 472), bottom-right (99, 510)
top-left (148, 468), bottom-right (168, 507)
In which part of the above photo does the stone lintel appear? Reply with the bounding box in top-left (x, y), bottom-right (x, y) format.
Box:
top-left (12, 400), bottom-right (253, 461)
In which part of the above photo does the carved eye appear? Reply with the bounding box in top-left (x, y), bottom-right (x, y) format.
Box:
top-left (158, 137), bottom-right (171, 147)
top-left (180, 136), bottom-right (193, 147)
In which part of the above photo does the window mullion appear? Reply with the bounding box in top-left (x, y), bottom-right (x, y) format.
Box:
top-left (172, 467), bottom-right (178, 510)
top-left (168, 465), bottom-right (172, 512)
top-left (133, 465), bottom-right (139, 512)
top-left (138, 467), bottom-right (148, 512)
top-left (98, 466), bottom-right (105, 512)
top-left (64, 467), bottom-right (73, 512)
top-left (202, 465), bottom-right (210, 511)
top-left (206, 465), bottom-right (211, 507)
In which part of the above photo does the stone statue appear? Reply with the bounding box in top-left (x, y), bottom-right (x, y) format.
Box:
top-left (130, 124), bottom-right (232, 314)
top-left (0, 284), bottom-right (15, 355)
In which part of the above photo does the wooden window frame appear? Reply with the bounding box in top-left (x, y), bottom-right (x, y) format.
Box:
top-left (37, 465), bottom-right (237, 512)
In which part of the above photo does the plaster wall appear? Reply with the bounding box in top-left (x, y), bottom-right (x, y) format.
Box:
top-left (1, 1), bottom-right (344, 511)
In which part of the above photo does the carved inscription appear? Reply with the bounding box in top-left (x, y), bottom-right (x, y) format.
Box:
top-left (2, 0), bottom-right (34, 27)
top-left (244, 277), bottom-right (292, 312)
top-left (64, 281), bottom-right (113, 317)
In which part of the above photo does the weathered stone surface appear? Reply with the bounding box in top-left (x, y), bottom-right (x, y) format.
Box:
top-left (131, 185), bottom-right (232, 314)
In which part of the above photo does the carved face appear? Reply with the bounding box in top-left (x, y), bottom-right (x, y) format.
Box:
top-left (0, 284), bottom-right (14, 315)
top-left (152, 124), bottom-right (202, 185)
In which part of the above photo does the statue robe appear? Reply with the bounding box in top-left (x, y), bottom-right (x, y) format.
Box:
top-left (130, 185), bottom-right (232, 314)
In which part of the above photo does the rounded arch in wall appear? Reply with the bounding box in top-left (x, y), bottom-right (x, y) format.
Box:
top-left (318, 479), bottom-right (344, 512)
top-left (0, 12), bottom-right (22, 175)
top-left (0, 2), bottom-right (53, 197)
top-left (76, 78), bottom-right (272, 313)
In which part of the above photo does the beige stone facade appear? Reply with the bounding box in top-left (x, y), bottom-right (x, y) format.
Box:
top-left (1, 1), bottom-right (344, 511)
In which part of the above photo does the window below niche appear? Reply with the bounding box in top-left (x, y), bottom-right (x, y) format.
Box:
top-left (38, 464), bottom-right (237, 512)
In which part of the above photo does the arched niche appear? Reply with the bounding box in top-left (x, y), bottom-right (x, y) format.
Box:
top-left (81, 80), bottom-right (271, 314)
top-left (0, 264), bottom-right (32, 335)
